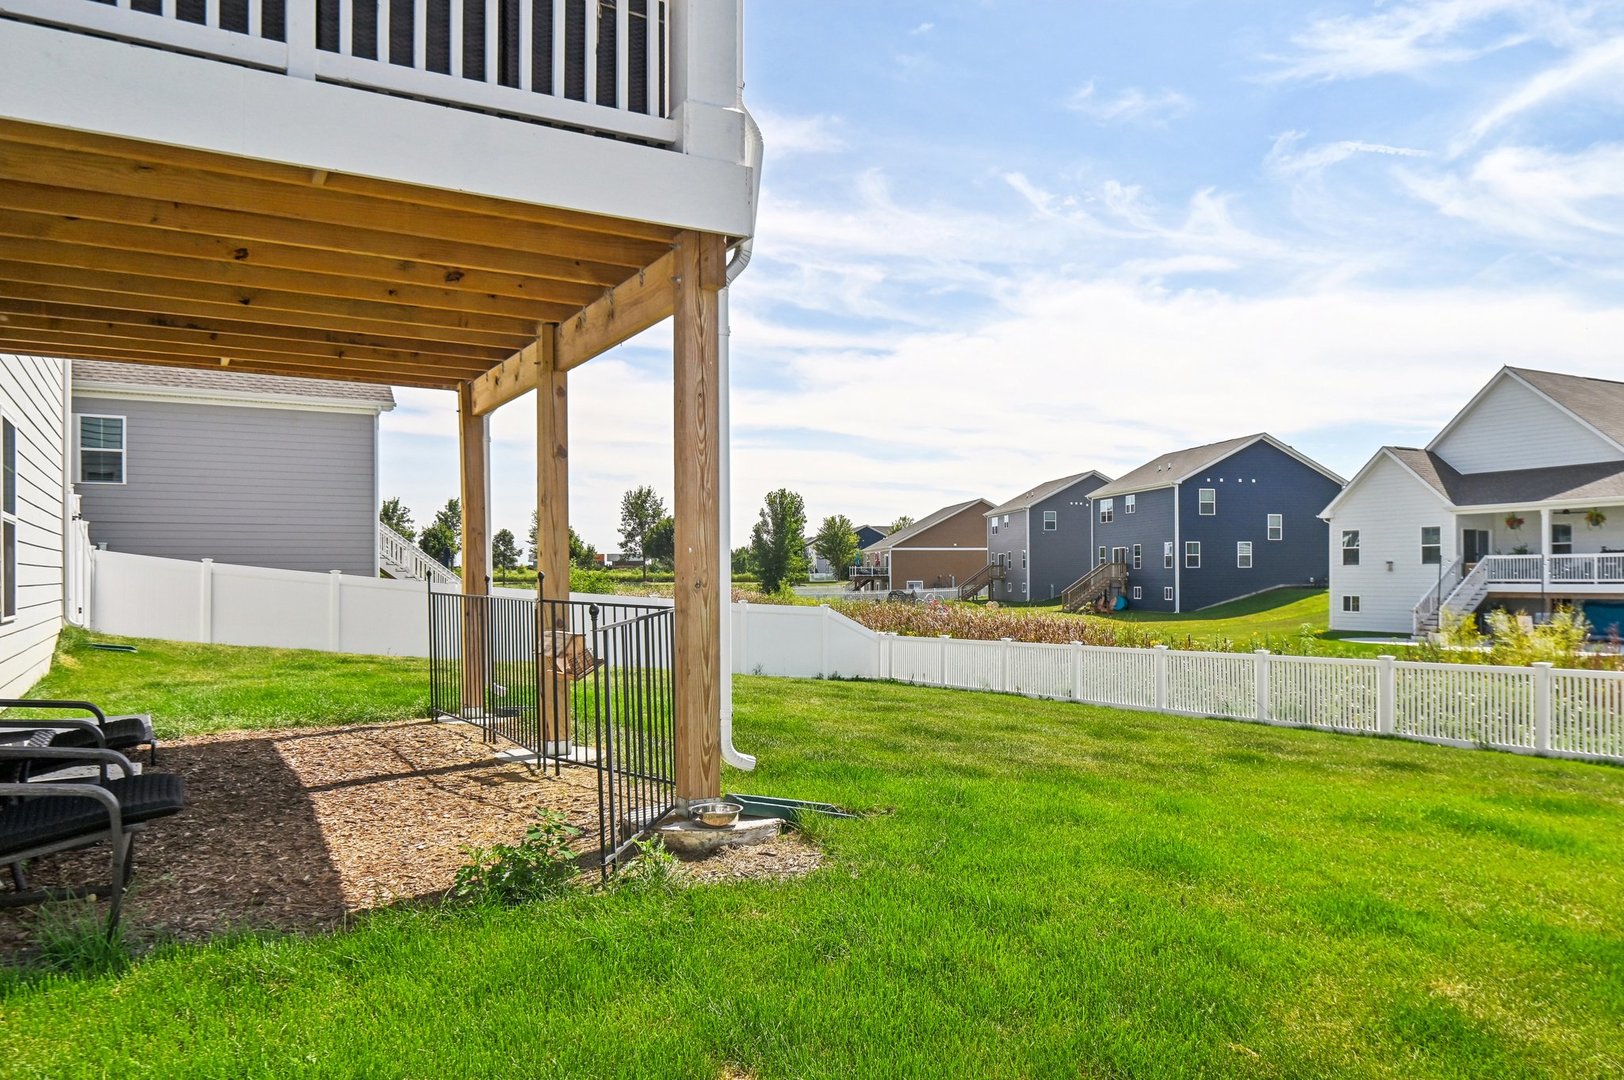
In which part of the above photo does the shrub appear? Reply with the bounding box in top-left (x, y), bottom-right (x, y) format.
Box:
top-left (31, 900), bottom-right (131, 976)
top-left (449, 808), bottom-right (580, 906)
top-left (568, 568), bottom-right (618, 596)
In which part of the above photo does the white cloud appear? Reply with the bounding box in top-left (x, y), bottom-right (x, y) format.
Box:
top-left (1267, 131), bottom-right (1433, 176)
top-left (1067, 81), bottom-right (1190, 125)
top-left (751, 108), bottom-right (848, 156)
top-left (911, 22), bottom-right (934, 36)
top-left (1456, 34), bottom-right (1624, 148)
top-left (1398, 141), bottom-right (1624, 243)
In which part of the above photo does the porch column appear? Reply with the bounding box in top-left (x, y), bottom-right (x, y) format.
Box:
top-left (535, 328), bottom-right (572, 749)
top-left (672, 229), bottom-right (726, 803)
top-left (457, 382), bottom-right (491, 716)
top-left (1540, 506), bottom-right (1552, 595)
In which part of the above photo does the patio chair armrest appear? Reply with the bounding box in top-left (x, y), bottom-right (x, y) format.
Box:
top-left (0, 718), bottom-right (107, 746)
top-left (0, 781), bottom-right (123, 836)
top-left (0, 744), bottom-right (135, 782)
top-left (0, 699), bottom-right (111, 725)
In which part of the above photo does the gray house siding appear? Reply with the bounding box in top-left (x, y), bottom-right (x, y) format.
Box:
top-left (987, 509), bottom-right (1029, 601)
top-left (1029, 478), bottom-right (1107, 600)
top-left (1178, 441), bottom-right (1339, 611)
top-left (1093, 488), bottom-right (1179, 611)
top-left (73, 396), bottom-right (379, 576)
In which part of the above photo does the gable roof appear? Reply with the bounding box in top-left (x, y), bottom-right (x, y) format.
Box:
top-left (986, 471), bottom-right (1112, 516)
top-left (71, 359), bottom-right (396, 410)
top-left (1091, 433), bottom-right (1342, 499)
top-left (862, 498), bottom-right (992, 552)
top-left (1427, 366), bottom-right (1624, 458)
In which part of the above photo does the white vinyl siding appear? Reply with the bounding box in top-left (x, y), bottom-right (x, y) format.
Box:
top-left (0, 354), bottom-right (67, 696)
top-left (1433, 374), bottom-right (1624, 473)
top-left (1327, 452), bottom-right (1458, 633)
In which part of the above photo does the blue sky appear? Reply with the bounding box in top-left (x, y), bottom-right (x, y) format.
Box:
top-left (380, 0), bottom-right (1624, 551)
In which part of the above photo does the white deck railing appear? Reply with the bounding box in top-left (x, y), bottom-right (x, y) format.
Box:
top-left (1549, 554), bottom-right (1624, 584)
top-left (2, 0), bottom-right (673, 142)
top-left (379, 523), bottom-right (460, 587)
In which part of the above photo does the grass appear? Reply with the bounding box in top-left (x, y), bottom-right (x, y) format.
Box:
top-left (3, 640), bottom-right (1623, 1077)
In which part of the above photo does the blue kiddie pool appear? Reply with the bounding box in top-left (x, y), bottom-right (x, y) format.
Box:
top-left (1113, 594), bottom-right (1128, 611)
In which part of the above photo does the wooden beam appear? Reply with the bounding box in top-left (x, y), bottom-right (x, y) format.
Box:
top-left (0, 143), bottom-right (669, 269)
top-left (555, 250), bottom-right (678, 373)
top-left (0, 237), bottom-right (576, 323)
top-left (0, 338), bottom-right (462, 389)
top-left (0, 207), bottom-right (608, 307)
top-left (0, 281), bottom-right (530, 352)
top-left (0, 119), bottom-right (681, 244)
top-left (467, 337), bottom-right (545, 416)
top-left (458, 383), bottom-right (493, 595)
top-left (536, 328), bottom-right (570, 604)
top-left (0, 181), bottom-right (634, 288)
top-left (671, 230), bottom-right (726, 803)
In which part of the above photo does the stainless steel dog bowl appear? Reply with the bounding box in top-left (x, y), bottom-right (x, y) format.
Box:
top-left (689, 801), bottom-right (743, 828)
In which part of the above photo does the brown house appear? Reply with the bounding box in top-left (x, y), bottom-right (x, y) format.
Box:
top-left (852, 499), bottom-right (993, 593)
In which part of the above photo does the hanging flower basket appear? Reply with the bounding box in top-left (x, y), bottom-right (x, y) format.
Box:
top-left (1504, 514), bottom-right (1525, 531)
top-left (1586, 508), bottom-right (1608, 528)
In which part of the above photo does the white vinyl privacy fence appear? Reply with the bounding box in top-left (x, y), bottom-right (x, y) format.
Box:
top-left (85, 551), bottom-right (1624, 763)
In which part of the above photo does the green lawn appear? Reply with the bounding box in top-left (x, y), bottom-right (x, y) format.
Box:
top-left (3, 641), bottom-right (1622, 1077)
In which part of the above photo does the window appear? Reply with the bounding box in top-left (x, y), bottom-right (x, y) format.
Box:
top-left (1111, 546), bottom-right (1128, 566)
top-left (1042, 510), bottom-right (1057, 532)
top-left (1131, 544), bottom-right (1142, 570)
top-left (991, 518), bottom-right (999, 535)
top-left (1, 418), bottom-right (13, 622)
top-left (1185, 541), bottom-right (1201, 569)
top-left (1125, 494), bottom-right (1136, 514)
top-left (77, 415), bottom-right (126, 484)
top-left (906, 580), bottom-right (924, 591)
top-left (1341, 530), bottom-right (1360, 566)
top-left (1021, 549), bottom-right (1028, 570)
top-left (1163, 541), bottom-right (1174, 569)
top-left (1002, 515), bottom-right (1009, 527)
top-left (1237, 541), bottom-right (1253, 569)
top-left (1099, 498), bottom-right (1114, 524)
top-left (1132, 586), bottom-right (1143, 600)
top-left (1164, 586), bottom-right (1175, 601)
top-left (1267, 513), bottom-right (1283, 541)
top-left (1098, 546), bottom-right (1107, 566)
top-left (1551, 523), bottom-right (1573, 556)
top-left (1421, 526), bottom-right (1441, 565)
top-left (1342, 595), bottom-right (1361, 613)
top-left (1198, 488), bottom-right (1216, 516)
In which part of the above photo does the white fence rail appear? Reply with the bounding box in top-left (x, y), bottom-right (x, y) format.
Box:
top-left (83, 551), bottom-right (1624, 763)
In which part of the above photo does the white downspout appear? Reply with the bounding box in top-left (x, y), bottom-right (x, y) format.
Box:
top-left (718, 99), bottom-right (763, 772)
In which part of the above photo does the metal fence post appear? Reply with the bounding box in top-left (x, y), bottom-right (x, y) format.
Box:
top-left (1254, 649), bottom-right (1271, 724)
top-left (328, 570), bottom-right (343, 652)
top-left (1071, 641), bottom-right (1085, 702)
top-left (1377, 655), bottom-right (1396, 735)
top-left (1532, 661), bottom-right (1553, 755)
top-left (198, 558), bottom-right (214, 644)
top-left (1000, 637), bottom-right (1013, 693)
top-left (1153, 644), bottom-right (1169, 711)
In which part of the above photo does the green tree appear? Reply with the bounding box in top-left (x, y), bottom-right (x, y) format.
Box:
top-left (732, 546), bottom-right (756, 576)
top-left (750, 488), bottom-right (810, 593)
top-left (491, 528), bottom-right (520, 579)
top-left (644, 516), bottom-right (676, 569)
top-left (433, 498), bottom-right (462, 544)
top-left (379, 497), bottom-right (415, 542)
top-left (419, 521), bottom-right (458, 569)
top-left (527, 510), bottom-right (539, 567)
top-left (617, 486), bottom-right (667, 580)
top-left (813, 514), bottom-right (861, 581)
top-left (569, 526), bottom-right (598, 569)
top-left (888, 514), bottom-right (914, 535)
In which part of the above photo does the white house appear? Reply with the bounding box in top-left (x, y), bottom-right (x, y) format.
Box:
top-left (1324, 367), bottom-right (1624, 636)
top-left (0, 355), bottom-right (70, 697)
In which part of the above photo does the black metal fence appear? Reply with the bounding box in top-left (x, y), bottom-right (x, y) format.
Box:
top-left (427, 585), bottom-right (676, 873)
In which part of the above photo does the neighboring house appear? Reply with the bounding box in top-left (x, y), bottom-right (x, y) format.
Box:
top-left (1091, 435), bottom-right (1344, 613)
top-left (980, 471), bottom-right (1112, 602)
top-left (852, 499), bottom-right (993, 593)
top-left (71, 361), bottom-right (394, 577)
top-left (806, 523), bottom-right (888, 579)
top-left (0, 355), bottom-right (69, 697)
top-left (1325, 367), bottom-right (1624, 636)
top-left (855, 524), bottom-right (889, 549)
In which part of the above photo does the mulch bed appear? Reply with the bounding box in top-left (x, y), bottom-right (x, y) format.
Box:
top-left (2, 719), bottom-right (820, 956)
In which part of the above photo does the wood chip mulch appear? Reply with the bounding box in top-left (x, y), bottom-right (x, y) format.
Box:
top-left (2, 719), bottom-right (820, 957)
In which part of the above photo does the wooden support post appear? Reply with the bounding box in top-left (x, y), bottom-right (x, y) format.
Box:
top-left (672, 230), bottom-right (725, 803)
top-left (534, 327), bottom-right (573, 748)
top-left (458, 382), bottom-right (491, 718)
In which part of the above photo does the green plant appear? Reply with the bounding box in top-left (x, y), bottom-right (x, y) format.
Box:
top-left (448, 808), bottom-right (581, 906)
top-left (1586, 508), bottom-right (1607, 528)
top-left (1426, 608), bottom-right (1486, 653)
top-left (1484, 606), bottom-right (1591, 666)
top-left (1504, 514), bottom-right (1525, 530)
top-left (31, 900), bottom-right (132, 976)
top-left (568, 567), bottom-right (617, 596)
top-left (610, 836), bottom-right (680, 894)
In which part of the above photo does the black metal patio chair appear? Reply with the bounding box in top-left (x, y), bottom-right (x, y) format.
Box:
top-left (0, 698), bottom-right (159, 767)
top-left (0, 744), bottom-right (187, 935)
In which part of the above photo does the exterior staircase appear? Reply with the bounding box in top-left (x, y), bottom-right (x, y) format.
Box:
top-left (379, 523), bottom-right (460, 587)
top-left (1413, 556), bottom-right (1485, 636)
top-left (1061, 561), bottom-right (1130, 613)
top-left (848, 566), bottom-right (889, 592)
top-left (958, 561), bottom-right (1006, 600)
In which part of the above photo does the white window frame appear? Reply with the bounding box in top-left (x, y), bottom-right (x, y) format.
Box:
top-left (1185, 541), bottom-right (1201, 569)
top-left (1163, 586), bottom-right (1174, 601)
top-left (1421, 526), bottom-right (1442, 565)
top-left (1163, 541), bottom-right (1174, 569)
top-left (1342, 530), bottom-right (1360, 566)
top-left (1098, 546), bottom-right (1107, 566)
top-left (1042, 510), bottom-right (1057, 532)
top-left (1237, 541), bottom-right (1253, 569)
top-left (1111, 546), bottom-right (1128, 566)
top-left (1021, 549), bottom-right (1028, 570)
top-left (1099, 498), bottom-right (1114, 524)
top-left (1267, 513), bottom-right (1283, 541)
top-left (1342, 595), bottom-right (1361, 613)
top-left (76, 413), bottom-right (128, 486)
top-left (1198, 488), bottom-right (1216, 516)
top-left (1125, 494), bottom-right (1136, 514)
top-left (1, 415), bottom-right (15, 624)
top-left (1551, 523), bottom-right (1573, 556)
top-left (1131, 586), bottom-right (1143, 600)
top-left (906, 580), bottom-right (924, 591)
top-left (991, 518), bottom-right (999, 535)
top-left (1131, 544), bottom-right (1142, 570)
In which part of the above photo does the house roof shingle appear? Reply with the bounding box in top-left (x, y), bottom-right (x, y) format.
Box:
top-left (862, 498), bottom-right (992, 552)
top-left (71, 359), bottom-right (396, 409)
top-left (1090, 435), bottom-right (1264, 499)
top-left (1388, 446), bottom-right (1624, 507)
top-left (1509, 367), bottom-right (1624, 446)
top-left (986, 471), bottom-right (1111, 516)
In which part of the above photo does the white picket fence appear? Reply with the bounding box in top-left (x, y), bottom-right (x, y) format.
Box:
top-left (83, 551), bottom-right (1624, 763)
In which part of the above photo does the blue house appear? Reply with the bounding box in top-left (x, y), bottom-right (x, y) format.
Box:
top-left (1089, 434), bottom-right (1344, 613)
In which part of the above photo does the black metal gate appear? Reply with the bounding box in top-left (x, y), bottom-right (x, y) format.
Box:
top-left (428, 584), bottom-right (677, 873)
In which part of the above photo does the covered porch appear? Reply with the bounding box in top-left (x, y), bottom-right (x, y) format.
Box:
top-left (1455, 502), bottom-right (1624, 591)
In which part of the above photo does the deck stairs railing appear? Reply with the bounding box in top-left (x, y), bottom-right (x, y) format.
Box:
top-left (1412, 556), bottom-right (1465, 637)
top-left (1061, 561), bottom-right (1129, 613)
top-left (957, 561), bottom-right (1005, 601)
top-left (380, 523), bottom-right (460, 587)
top-left (1423, 558), bottom-right (1492, 636)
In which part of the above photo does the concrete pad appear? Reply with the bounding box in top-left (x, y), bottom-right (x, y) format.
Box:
top-left (656, 815), bottom-right (784, 856)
